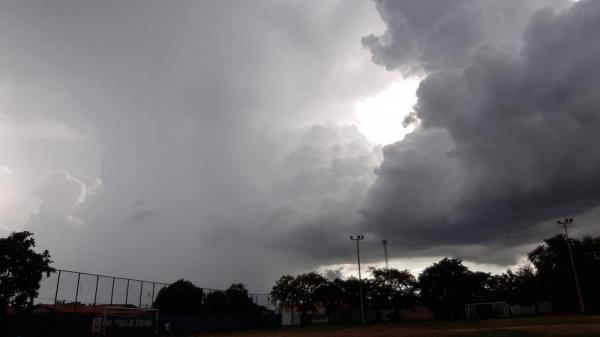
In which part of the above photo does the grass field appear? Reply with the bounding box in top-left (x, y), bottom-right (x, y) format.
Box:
top-left (199, 316), bottom-right (600, 337)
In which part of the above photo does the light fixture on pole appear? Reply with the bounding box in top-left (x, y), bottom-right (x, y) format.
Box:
top-left (557, 218), bottom-right (585, 313)
top-left (350, 234), bottom-right (365, 323)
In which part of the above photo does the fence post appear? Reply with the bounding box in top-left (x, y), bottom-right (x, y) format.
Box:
top-left (110, 277), bottom-right (115, 306)
top-left (93, 275), bottom-right (100, 313)
top-left (125, 279), bottom-right (130, 305)
top-left (151, 282), bottom-right (155, 308)
top-left (53, 270), bottom-right (62, 309)
top-left (74, 272), bottom-right (81, 312)
top-left (139, 281), bottom-right (143, 308)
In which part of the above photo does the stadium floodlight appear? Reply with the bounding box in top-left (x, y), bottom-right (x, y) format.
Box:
top-left (350, 234), bottom-right (365, 323)
top-left (465, 302), bottom-right (509, 320)
top-left (557, 218), bottom-right (585, 314)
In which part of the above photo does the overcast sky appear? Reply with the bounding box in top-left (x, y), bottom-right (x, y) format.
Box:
top-left (2, 0), bottom-right (600, 293)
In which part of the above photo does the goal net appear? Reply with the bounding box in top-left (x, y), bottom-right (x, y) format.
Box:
top-left (91, 306), bottom-right (159, 336)
top-left (465, 302), bottom-right (509, 320)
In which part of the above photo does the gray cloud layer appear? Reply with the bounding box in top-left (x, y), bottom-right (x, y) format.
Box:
top-left (2, 0), bottom-right (599, 292)
top-left (1, 0), bottom-right (393, 290)
top-left (362, 0), bottom-right (600, 262)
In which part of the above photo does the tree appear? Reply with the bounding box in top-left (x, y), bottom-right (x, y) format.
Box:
top-left (271, 273), bottom-right (329, 323)
top-left (492, 266), bottom-right (543, 305)
top-left (271, 275), bottom-right (298, 309)
top-left (370, 267), bottom-right (417, 320)
top-left (0, 231), bottom-right (53, 313)
top-left (224, 283), bottom-right (260, 315)
top-left (528, 234), bottom-right (600, 312)
top-left (203, 284), bottom-right (262, 316)
top-left (153, 279), bottom-right (204, 315)
top-left (204, 290), bottom-right (227, 315)
top-left (292, 272), bottom-right (329, 318)
top-left (312, 280), bottom-right (343, 320)
top-left (418, 258), bottom-right (479, 319)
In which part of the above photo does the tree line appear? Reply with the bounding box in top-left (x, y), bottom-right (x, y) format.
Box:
top-left (152, 280), bottom-right (266, 316)
top-left (270, 234), bottom-right (600, 321)
top-left (2, 231), bottom-right (600, 320)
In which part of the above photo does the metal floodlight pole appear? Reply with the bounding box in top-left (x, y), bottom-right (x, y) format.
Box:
top-left (557, 218), bottom-right (585, 313)
top-left (382, 239), bottom-right (389, 269)
top-left (350, 234), bottom-right (365, 323)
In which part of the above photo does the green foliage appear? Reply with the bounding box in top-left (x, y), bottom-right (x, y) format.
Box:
top-left (0, 231), bottom-right (54, 313)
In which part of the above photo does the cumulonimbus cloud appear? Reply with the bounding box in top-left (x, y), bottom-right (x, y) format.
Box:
top-left (361, 0), bottom-right (600, 262)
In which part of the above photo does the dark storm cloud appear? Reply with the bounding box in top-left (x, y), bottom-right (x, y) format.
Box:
top-left (362, 0), bottom-right (600, 262)
top-left (362, 0), bottom-right (569, 73)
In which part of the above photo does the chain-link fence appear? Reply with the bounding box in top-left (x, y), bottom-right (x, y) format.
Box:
top-left (35, 269), bottom-right (273, 312)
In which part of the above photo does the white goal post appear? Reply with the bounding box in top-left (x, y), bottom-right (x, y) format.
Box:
top-left (465, 302), bottom-right (509, 320)
top-left (95, 306), bottom-right (159, 336)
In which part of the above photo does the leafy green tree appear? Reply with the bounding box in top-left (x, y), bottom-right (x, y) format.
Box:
top-left (0, 231), bottom-right (53, 313)
top-left (153, 279), bottom-right (204, 315)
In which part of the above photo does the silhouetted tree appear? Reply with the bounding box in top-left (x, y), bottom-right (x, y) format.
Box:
top-left (0, 231), bottom-right (53, 314)
top-left (271, 275), bottom-right (298, 309)
top-left (313, 279), bottom-right (343, 320)
top-left (224, 283), bottom-right (260, 315)
top-left (418, 258), bottom-right (478, 319)
top-left (492, 265), bottom-right (543, 305)
top-left (370, 267), bottom-right (417, 321)
top-left (204, 290), bottom-right (227, 315)
top-left (203, 284), bottom-right (262, 316)
top-left (271, 272), bottom-right (329, 323)
top-left (529, 234), bottom-right (600, 312)
top-left (153, 279), bottom-right (204, 315)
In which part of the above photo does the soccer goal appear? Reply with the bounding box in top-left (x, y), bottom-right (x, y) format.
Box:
top-left (92, 306), bottom-right (159, 336)
top-left (465, 302), bottom-right (509, 320)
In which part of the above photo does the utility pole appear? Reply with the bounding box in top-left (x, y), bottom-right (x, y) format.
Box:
top-left (382, 239), bottom-right (389, 269)
top-left (557, 218), bottom-right (585, 314)
top-left (350, 234), bottom-right (365, 323)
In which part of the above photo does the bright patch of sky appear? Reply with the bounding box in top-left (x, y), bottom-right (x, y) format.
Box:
top-left (353, 78), bottom-right (420, 145)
